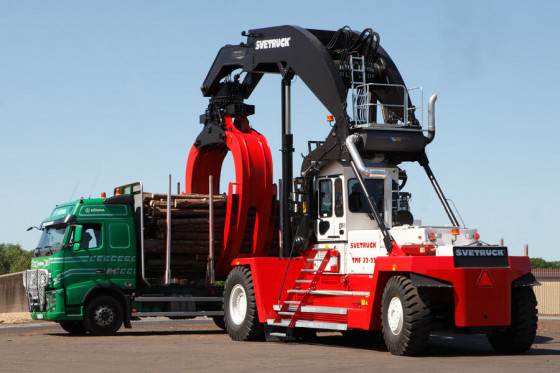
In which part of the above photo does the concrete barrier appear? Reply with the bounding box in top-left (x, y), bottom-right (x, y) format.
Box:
top-left (0, 272), bottom-right (28, 313)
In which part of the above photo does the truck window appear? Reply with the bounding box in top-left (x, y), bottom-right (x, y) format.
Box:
top-left (80, 224), bottom-right (102, 250)
top-left (334, 178), bottom-right (343, 217)
top-left (109, 223), bottom-right (130, 249)
top-left (348, 178), bottom-right (384, 215)
top-left (318, 179), bottom-right (332, 217)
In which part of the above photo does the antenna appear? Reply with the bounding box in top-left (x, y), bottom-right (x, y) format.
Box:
top-left (89, 168), bottom-right (101, 198)
top-left (69, 180), bottom-right (80, 201)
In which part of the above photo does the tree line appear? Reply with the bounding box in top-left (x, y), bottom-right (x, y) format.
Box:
top-left (530, 257), bottom-right (560, 269)
top-left (0, 243), bottom-right (32, 275)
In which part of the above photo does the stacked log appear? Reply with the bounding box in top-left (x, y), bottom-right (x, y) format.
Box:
top-left (142, 193), bottom-right (279, 282)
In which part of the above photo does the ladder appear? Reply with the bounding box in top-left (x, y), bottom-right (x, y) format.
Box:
top-left (350, 55), bottom-right (370, 126)
top-left (268, 248), bottom-right (370, 337)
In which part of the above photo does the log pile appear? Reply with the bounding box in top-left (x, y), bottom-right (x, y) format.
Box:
top-left (142, 193), bottom-right (279, 282)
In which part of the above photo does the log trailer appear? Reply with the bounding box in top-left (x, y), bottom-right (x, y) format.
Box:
top-left (23, 25), bottom-right (538, 355)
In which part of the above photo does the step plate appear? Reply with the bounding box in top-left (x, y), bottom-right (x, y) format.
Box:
top-left (267, 319), bottom-right (347, 331)
top-left (273, 305), bottom-right (348, 315)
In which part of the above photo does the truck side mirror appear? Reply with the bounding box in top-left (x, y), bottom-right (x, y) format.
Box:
top-left (73, 225), bottom-right (83, 251)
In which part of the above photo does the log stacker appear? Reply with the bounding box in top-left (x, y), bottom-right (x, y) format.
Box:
top-left (186, 25), bottom-right (538, 355)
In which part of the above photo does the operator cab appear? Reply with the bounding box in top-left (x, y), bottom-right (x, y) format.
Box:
top-left (313, 159), bottom-right (416, 243)
top-left (309, 158), bottom-right (479, 274)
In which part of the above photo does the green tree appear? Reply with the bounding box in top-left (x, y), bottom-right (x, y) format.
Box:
top-left (0, 243), bottom-right (32, 275)
top-left (530, 257), bottom-right (560, 269)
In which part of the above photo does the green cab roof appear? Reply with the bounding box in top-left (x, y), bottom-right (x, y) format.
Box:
top-left (42, 197), bottom-right (131, 227)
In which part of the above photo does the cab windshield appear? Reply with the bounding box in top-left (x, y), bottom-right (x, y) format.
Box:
top-left (33, 226), bottom-right (68, 257)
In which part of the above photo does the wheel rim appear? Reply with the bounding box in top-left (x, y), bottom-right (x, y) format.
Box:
top-left (229, 284), bottom-right (247, 325)
top-left (387, 296), bottom-right (404, 335)
top-left (93, 304), bottom-right (115, 328)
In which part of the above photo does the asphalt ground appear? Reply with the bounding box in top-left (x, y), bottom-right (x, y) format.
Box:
top-left (0, 318), bottom-right (559, 372)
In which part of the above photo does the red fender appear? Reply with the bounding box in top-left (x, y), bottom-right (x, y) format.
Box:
top-left (185, 116), bottom-right (275, 276)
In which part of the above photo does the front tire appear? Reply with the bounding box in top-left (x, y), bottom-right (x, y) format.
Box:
top-left (381, 276), bottom-right (432, 355)
top-left (59, 320), bottom-right (87, 335)
top-left (212, 316), bottom-right (226, 330)
top-left (487, 287), bottom-right (538, 353)
top-left (224, 267), bottom-right (264, 341)
top-left (83, 295), bottom-right (123, 336)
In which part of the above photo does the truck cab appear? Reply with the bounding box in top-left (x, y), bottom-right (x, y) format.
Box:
top-left (24, 195), bottom-right (137, 331)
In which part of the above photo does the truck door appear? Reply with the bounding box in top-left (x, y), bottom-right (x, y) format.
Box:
top-left (61, 223), bottom-right (106, 288)
top-left (346, 177), bottom-right (392, 274)
top-left (316, 177), bottom-right (346, 242)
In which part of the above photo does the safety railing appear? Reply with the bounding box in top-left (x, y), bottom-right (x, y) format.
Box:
top-left (351, 82), bottom-right (423, 128)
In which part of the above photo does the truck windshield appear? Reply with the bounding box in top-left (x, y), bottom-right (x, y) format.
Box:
top-left (33, 226), bottom-right (68, 257)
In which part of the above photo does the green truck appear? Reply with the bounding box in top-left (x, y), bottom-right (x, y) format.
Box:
top-left (23, 182), bottom-right (224, 335)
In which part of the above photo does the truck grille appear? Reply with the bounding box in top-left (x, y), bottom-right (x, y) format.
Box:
top-left (23, 269), bottom-right (49, 312)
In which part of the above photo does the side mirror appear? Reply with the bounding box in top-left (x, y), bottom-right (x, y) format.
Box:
top-left (73, 225), bottom-right (83, 251)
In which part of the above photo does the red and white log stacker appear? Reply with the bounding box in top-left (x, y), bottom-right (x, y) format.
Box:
top-left (185, 26), bottom-right (538, 355)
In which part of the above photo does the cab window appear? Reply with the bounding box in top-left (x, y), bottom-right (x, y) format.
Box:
top-left (334, 178), bottom-right (343, 217)
top-left (72, 223), bottom-right (102, 250)
top-left (348, 178), bottom-right (384, 215)
top-left (318, 179), bottom-right (332, 217)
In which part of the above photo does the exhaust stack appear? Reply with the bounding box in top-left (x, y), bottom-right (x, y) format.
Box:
top-left (426, 94), bottom-right (437, 144)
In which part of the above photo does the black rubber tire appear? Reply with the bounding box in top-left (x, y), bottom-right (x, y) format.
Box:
top-left (59, 320), bottom-right (87, 335)
top-left (212, 316), bottom-right (226, 330)
top-left (224, 267), bottom-right (264, 341)
top-left (341, 330), bottom-right (385, 347)
top-left (381, 276), bottom-right (432, 355)
top-left (487, 287), bottom-right (538, 353)
top-left (83, 295), bottom-right (123, 336)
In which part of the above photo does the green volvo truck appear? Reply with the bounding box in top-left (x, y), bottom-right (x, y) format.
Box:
top-left (23, 182), bottom-right (225, 335)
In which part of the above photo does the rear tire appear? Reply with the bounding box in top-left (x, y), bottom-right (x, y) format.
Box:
top-left (83, 295), bottom-right (123, 336)
top-left (381, 276), bottom-right (431, 355)
top-left (59, 320), bottom-right (87, 335)
top-left (224, 267), bottom-right (264, 341)
top-left (487, 287), bottom-right (538, 353)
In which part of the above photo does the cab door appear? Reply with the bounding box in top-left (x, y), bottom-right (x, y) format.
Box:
top-left (316, 177), bottom-right (347, 242)
top-left (61, 223), bottom-right (106, 290)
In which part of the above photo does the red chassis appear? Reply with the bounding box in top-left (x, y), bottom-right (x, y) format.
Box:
top-left (232, 254), bottom-right (533, 331)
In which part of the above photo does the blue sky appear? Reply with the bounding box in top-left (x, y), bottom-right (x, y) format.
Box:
top-left (1, 1), bottom-right (559, 260)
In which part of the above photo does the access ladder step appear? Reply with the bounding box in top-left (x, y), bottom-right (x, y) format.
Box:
top-left (267, 319), bottom-right (348, 331)
top-left (277, 311), bottom-right (295, 316)
top-left (295, 280), bottom-right (312, 283)
top-left (269, 332), bottom-right (287, 338)
top-left (273, 304), bottom-right (348, 315)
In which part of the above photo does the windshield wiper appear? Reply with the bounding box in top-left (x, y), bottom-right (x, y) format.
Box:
top-left (43, 245), bottom-right (53, 255)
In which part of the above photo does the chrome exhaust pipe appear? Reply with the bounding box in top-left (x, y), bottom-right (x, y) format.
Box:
top-left (426, 93), bottom-right (437, 144)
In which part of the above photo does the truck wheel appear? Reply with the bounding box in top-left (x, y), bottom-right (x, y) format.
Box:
top-left (381, 276), bottom-right (431, 355)
top-left (487, 287), bottom-right (538, 353)
top-left (83, 295), bottom-right (123, 336)
top-left (224, 267), bottom-right (264, 341)
top-left (59, 320), bottom-right (87, 335)
top-left (212, 316), bottom-right (226, 330)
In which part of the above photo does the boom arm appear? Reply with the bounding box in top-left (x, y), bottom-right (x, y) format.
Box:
top-left (198, 26), bottom-right (419, 170)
